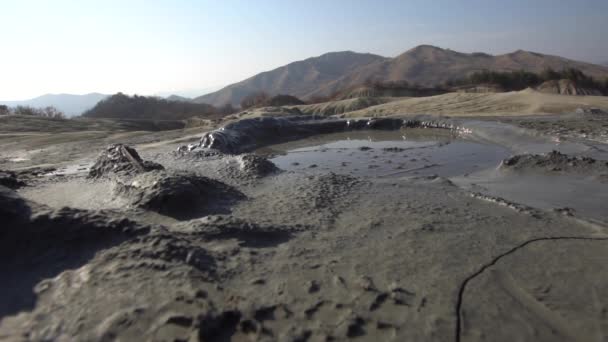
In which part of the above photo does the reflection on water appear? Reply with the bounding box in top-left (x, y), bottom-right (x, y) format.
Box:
top-left (256, 129), bottom-right (510, 178)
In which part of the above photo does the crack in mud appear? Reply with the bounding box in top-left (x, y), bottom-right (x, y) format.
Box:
top-left (455, 236), bottom-right (608, 342)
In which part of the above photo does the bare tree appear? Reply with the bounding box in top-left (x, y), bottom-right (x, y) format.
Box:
top-left (240, 91), bottom-right (270, 109)
top-left (42, 106), bottom-right (66, 119)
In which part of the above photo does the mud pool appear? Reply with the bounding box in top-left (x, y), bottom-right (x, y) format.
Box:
top-left (256, 129), bottom-right (510, 178)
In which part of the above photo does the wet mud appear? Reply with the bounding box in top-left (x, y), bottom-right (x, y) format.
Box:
top-left (2, 115), bottom-right (608, 341)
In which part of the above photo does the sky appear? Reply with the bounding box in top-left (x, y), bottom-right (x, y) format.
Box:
top-left (1, 0), bottom-right (607, 100)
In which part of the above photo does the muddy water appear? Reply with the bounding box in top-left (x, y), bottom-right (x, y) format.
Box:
top-left (256, 129), bottom-right (510, 178)
top-left (257, 125), bottom-right (608, 223)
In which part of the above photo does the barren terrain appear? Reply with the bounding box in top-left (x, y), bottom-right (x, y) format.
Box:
top-left (2, 97), bottom-right (608, 341)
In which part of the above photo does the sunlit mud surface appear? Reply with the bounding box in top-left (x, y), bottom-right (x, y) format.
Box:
top-left (3, 116), bottom-right (608, 341)
top-left (257, 129), bottom-right (510, 178)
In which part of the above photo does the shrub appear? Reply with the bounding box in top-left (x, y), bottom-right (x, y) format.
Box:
top-left (83, 93), bottom-right (218, 120)
top-left (9, 105), bottom-right (65, 118)
top-left (240, 92), bottom-right (271, 109)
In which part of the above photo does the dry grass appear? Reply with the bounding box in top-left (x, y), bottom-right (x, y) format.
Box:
top-left (344, 89), bottom-right (608, 117)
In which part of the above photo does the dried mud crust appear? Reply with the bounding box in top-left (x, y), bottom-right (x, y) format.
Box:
top-left (113, 170), bottom-right (246, 220)
top-left (88, 143), bottom-right (164, 178)
top-left (504, 113), bottom-right (608, 144)
top-left (457, 237), bottom-right (608, 342)
top-left (0, 187), bottom-right (309, 341)
top-left (0, 185), bottom-right (149, 321)
top-left (501, 150), bottom-right (608, 178)
top-left (5, 118), bottom-right (608, 341)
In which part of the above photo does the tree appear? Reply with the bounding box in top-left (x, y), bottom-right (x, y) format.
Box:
top-left (218, 103), bottom-right (236, 115)
top-left (266, 94), bottom-right (305, 106)
top-left (39, 106), bottom-right (63, 118)
top-left (240, 91), bottom-right (270, 109)
top-left (83, 93), bottom-right (218, 120)
top-left (540, 67), bottom-right (560, 81)
top-left (0, 105), bottom-right (9, 115)
top-left (13, 105), bottom-right (37, 116)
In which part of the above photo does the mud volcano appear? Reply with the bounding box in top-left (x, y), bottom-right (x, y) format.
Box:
top-left (4, 115), bottom-right (608, 341)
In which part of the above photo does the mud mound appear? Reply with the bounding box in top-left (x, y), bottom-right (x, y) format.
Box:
top-left (239, 172), bottom-right (361, 227)
top-left (114, 171), bottom-right (245, 219)
top-left (185, 116), bottom-right (465, 155)
top-left (0, 170), bottom-right (26, 189)
top-left (237, 154), bottom-right (280, 178)
top-left (175, 215), bottom-right (302, 247)
top-left (191, 116), bottom-right (349, 154)
top-left (89, 144), bottom-right (164, 178)
top-left (502, 151), bottom-right (608, 175)
top-left (575, 107), bottom-right (607, 115)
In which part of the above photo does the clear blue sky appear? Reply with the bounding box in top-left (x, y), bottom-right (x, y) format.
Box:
top-left (1, 0), bottom-right (607, 100)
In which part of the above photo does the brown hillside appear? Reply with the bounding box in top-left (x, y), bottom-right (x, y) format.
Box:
top-left (536, 79), bottom-right (603, 96)
top-left (195, 45), bottom-right (608, 107)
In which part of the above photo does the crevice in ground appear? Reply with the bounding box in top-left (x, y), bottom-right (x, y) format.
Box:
top-left (454, 236), bottom-right (608, 342)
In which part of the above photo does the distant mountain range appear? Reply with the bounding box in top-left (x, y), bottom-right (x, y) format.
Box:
top-left (166, 95), bottom-right (192, 102)
top-left (194, 45), bottom-right (608, 107)
top-left (0, 93), bottom-right (109, 117)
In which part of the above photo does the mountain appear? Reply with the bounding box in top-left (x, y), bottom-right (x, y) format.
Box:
top-left (0, 93), bottom-right (109, 117)
top-left (195, 45), bottom-right (608, 107)
top-left (166, 95), bottom-right (192, 102)
top-left (193, 51), bottom-right (387, 106)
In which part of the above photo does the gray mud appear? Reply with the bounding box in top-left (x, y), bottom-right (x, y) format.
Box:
top-left (255, 129), bottom-right (509, 178)
top-left (3, 115), bottom-right (608, 341)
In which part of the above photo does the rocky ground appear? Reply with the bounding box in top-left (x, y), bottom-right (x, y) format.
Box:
top-left (1, 114), bottom-right (608, 341)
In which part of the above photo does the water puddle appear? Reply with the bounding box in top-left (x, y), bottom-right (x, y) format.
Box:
top-left (256, 129), bottom-right (510, 178)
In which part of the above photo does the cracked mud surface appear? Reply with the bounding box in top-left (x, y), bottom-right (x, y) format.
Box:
top-left (2, 116), bottom-right (608, 341)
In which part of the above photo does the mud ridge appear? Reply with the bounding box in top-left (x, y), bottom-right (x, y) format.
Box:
top-left (454, 236), bottom-right (608, 342)
top-left (180, 116), bottom-right (470, 155)
top-left (469, 192), bottom-right (540, 216)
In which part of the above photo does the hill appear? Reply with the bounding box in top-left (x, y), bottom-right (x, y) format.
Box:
top-left (345, 89), bottom-right (608, 117)
top-left (193, 51), bottom-right (387, 106)
top-left (0, 93), bottom-right (108, 117)
top-left (166, 95), bottom-right (192, 102)
top-left (195, 45), bottom-right (608, 107)
top-left (83, 93), bottom-right (219, 120)
top-left (536, 79), bottom-right (603, 96)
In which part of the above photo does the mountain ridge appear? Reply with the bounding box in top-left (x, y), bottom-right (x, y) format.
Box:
top-left (194, 45), bottom-right (608, 107)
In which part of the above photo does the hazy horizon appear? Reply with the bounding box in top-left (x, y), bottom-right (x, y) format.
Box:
top-left (1, 0), bottom-right (607, 101)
